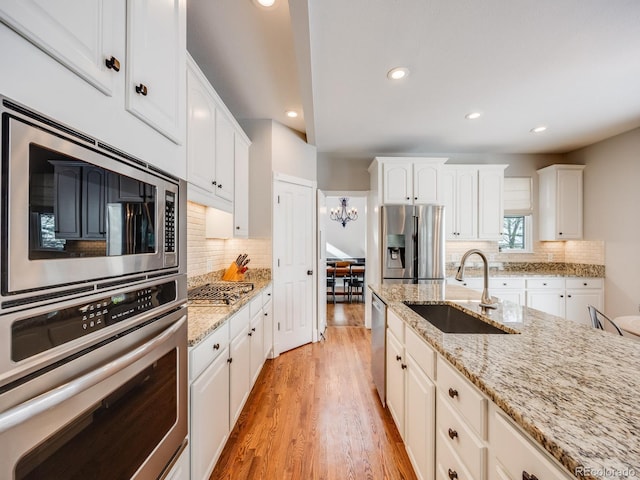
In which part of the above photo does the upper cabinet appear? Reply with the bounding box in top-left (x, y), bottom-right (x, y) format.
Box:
top-left (537, 165), bottom-right (585, 240)
top-left (186, 55), bottom-right (251, 229)
top-left (380, 157), bottom-right (447, 205)
top-left (477, 165), bottom-right (507, 240)
top-left (0, 0), bottom-right (186, 145)
top-left (441, 166), bottom-right (478, 240)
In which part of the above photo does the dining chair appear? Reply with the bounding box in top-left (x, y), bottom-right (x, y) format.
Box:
top-left (587, 305), bottom-right (624, 335)
top-left (346, 262), bottom-right (365, 303)
top-left (326, 263), bottom-right (336, 304)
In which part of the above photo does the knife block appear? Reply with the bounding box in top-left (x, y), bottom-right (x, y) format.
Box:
top-left (222, 262), bottom-right (244, 281)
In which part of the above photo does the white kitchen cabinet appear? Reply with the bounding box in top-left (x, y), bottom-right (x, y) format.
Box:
top-left (126, 0), bottom-right (186, 143)
top-left (214, 110), bottom-right (235, 203)
top-left (0, 0), bottom-right (186, 145)
top-left (565, 278), bottom-right (604, 326)
top-left (229, 317), bottom-right (251, 429)
top-left (477, 166), bottom-right (506, 240)
top-left (441, 166), bottom-right (478, 240)
top-left (386, 327), bottom-right (406, 438)
top-left (191, 346), bottom-right (230, 480)
top-left (0, 0), bottom-right (121, 96)
top-left (526, 281), bottom-right (566, 318)
top-left (234, 134), bottom-right (250, 237)
top-left (488, 404), bottom-right (572, 480)
top-left (249, 299), bottom-right (265, 385)
top-left (537, 165), bottom-right (585, 241)
top-left (263, 286), bottom-right (274, 360)
top-left (490, 278), bottom-right (525, 307)
top-left (380, 157), bottom-right (447, 205)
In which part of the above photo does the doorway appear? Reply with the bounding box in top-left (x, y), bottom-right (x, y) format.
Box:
top-left (318, 191), bottom-right (367, 329)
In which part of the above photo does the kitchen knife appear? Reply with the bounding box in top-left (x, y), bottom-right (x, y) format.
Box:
top-left (242, 258), bottom-right (250, 267)
top-left (235, 254), bottom-right (242, 265)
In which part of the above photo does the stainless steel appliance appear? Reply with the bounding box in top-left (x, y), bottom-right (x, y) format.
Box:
top-left (371, 292), bottom-right (386, 405)
top-left (1, 96), bottom-right (184, 307)
top-left (0, 97), bottom-right (188, 479)
top-left (381, 204), bottom-right (445, 283)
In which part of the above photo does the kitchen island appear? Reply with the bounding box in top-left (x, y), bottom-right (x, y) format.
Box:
top-left (369, 282), bottom-right (640, 480)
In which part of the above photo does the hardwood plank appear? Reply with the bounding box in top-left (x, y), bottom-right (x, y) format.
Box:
top-left (210, 326), bottom-right (417, 480)
top-left (327, 303), bottom-right (365, 327)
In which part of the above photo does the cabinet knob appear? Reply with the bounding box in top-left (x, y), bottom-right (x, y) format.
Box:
top-left (558, 232), bottom-right (563, 236)
top-left (212, 180), bottom-right (217, 186)
top-left (401, 363), bottom-right (407, 370)
top-left (227, 357), bottom-right (233, 364)
top-left (236, 226), bottom-right (240, 230)
top-left (448, 428), bottom-right (458, 440)
top-left (251, 327), bottom-right (256, 332)
top-left (213, 343), bottom-right (220, 350)
top-left (503, 282), bottom-right (507, 286)
top-left (217, 183), bottom-right (223, 188)
top-left (105, 56), bottom-right (120, 72)
top-left (414, 197), bottom-right (418, 200)
top-left (406, 197), bottom-right (410, 200)
top-left (522, 472), bottom-right (539, 480)
top-left (248, 332), bottom-right (253, 336)
top-left (135, 83), bottom-right (148, 96)
top-left (264, 312), bottom-right (268, 316)
top-left (448, 469), bottom-right (458, 480)
top-left (543, 282), bottom-right (547, 286)
top-left (396, 355), bottom-right (402, 362)
top-left (583, 282), bottom-right (588, 286)
top-left (560, 294), bottom-right (564, 298)
top-left (448, 387), bottom-right (459, 399)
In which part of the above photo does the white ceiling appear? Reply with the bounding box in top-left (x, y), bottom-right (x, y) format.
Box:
top-left (187, 0), bottom-right (640, 157)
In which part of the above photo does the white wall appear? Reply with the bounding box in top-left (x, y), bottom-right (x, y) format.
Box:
top-left (325, 196), bottom-right (367, 258)
top-left (566, 127), bottom-right (640, 318)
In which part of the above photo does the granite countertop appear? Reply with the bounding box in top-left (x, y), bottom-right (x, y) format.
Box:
top-left (369, 282), bottom-right (639, 480)
top-left (187, 278), bottom-right (271, 347)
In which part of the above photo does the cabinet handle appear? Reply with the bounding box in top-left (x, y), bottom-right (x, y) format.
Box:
top-left (212, 343), bottom-right (220, 350)
top-left (396, 355), bottom-right (402, 362)
top-left (559, 232), bottom-right (563, 236)
top-left (414, 197), bottom-right (417, 200)
top-left (448, 387), bottom-right (459, 399)
top-left (212, 180), bottom-right (217, 186)
top-left (522, 472), bottom-right (539, 480)
top-left (543, 282), bottom-right (547, 286)
top-left (448, 469), bottom-right (458, 480)
top-left (105, 56), bottom-right (120, 72)
top-left (406, 196), bottom-right (410, 200)
top-left (248, 332), bottom-right (253, 336)
top-left (268, 293), bottom-right (271, 296)
top-left (401, 363), bottom-right (407, 370)
top-left (236, 226), bottom-right (240, 230)
top-left (135, 83), bottom-right (148, 96)
top-left (583, 282), bottom-right (588, 286)
top-left (264, 312), bottom-right (268, 316)
top-left (227, 357), bottom-right (232, 364)
top-left (217, 183), bottom-right (223, 189)
top-left (503, 282), bottom-right (507, 286)
top-left (567, 294), bottom-right (572, 298)
top-left (448, 428), bottom-right (458, 439)
top-left (560, 294), bottom-right (564, 298)
top-left (251, 327), bottom-right (256, 332)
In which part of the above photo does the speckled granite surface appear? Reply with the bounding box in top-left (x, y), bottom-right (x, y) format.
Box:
top-left (187, 276), bottom-right (271, 346)
top-left (445, 262), bottom-right (605, 278)
top-left (370, 282), bottom-right (639, 480)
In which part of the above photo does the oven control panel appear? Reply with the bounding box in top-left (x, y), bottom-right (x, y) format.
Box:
top-left (164, 192), bottom-right (176, 253)
top-left (11, 281), bottom-right (177, 362)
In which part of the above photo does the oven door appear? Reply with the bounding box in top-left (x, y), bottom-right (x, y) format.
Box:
top-left (2, 112), bottom-right (180, 295)
top-left (0, 313), bottom-right (188, 480)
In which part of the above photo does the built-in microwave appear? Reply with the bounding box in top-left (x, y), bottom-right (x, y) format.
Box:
top-left (0, 97), bottom-right (186, 310)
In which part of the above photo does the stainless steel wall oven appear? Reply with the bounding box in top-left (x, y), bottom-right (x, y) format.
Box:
top-left (0, 97), bottom-right (188, 480)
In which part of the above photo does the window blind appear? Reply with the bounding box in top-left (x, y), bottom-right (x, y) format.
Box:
top-left (503, 177), bottom-right (532, 212)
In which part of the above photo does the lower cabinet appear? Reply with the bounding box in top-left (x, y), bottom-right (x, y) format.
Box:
top-left (229, 324), bottom-right (252, 429)
top-left (386, 317), bottom-right (406, 438)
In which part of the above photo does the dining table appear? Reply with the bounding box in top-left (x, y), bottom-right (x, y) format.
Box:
top-left (326, 262), bottom-right (366, 302)
top-left (613, 315), bottom-right (640, 338)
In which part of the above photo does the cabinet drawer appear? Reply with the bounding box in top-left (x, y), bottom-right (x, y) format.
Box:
top-left (565, 277), bottom-right (603, 289)
top-left (437, 357), bottom-right (487, 438)
top-left (229, 305), bottom-right (250, 340)
top-left (436, 428), bottom-right (478, 480)
top-left (437, 393), bottom-right (486, 477)
top-left (525, 278), bottom-right (565, 289)
top-left (489, 278), bottom-right (525, 289)
top-left (250, 295), bottom-right (263, 318)
top-left (189, 321), bottom-right (229, 381)
top-left (387, 308), bottom-right (405, 342)
top-left (405, 326), bottom-right (436, 379)
top-left (450, 277), bottom-right (484, 291)
top-left (262, 285), bottom-right (273, 305)
top-left (490, 407), bottom-right (572, 480)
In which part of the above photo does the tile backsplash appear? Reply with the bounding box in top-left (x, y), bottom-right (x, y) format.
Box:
top-left (187, 201), bottom-right (272, 277)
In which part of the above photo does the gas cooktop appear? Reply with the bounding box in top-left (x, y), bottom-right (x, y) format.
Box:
top-left (188, 282), bottom-right (254, 306)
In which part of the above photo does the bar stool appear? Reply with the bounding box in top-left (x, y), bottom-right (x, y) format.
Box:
top-left (587, 305), bottom-right (624, 335)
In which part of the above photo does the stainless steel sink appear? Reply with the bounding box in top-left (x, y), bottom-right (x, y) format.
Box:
top-left (403, 303), bottom-right (512, 334)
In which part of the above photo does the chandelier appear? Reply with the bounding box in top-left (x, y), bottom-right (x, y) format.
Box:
top-left (330, 197), bottom-right (358, 227)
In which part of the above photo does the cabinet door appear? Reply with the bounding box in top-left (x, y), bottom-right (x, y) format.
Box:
top-left (386, 330), bottom-right (405, 438)
top-left (53, 164), bottom-right (82, 239)
top-left (214, 110), bottom-right (235, 202)
top-left (383, 163), bottom-right (412, 204)
top-left (455, 168), bottom-right (478, 240)
top-left (186, 64), bottom-right (216, 195)
top-left (82, 166), bottom-right (106, 239)
top-left (190, 349), bottom-right (230, 480)
top-left (492, 290), bottom-right (524, 307)
top-left (126, 0), bottom-right (185, 143)
top-left (527, 290), bottom-right (565, 317)
top-left (233, 134), bottom-right (249, 237)
top-left (556, 169), bottom-right (583, 239)
top-left (0, 0), bottom-right (119, 95)
top-left (229, 330), bottom-right (251, 429)
top-left (477, 168), bottom-right (504, 240)
top-left (440, 168), bottom-right (457, 239)
top-left (413, 163), bottom-right (439, 204)
top-left (565, 290), bottom-right (603, 326)
top-left (263, 299), bottom-right (273, 360)
top-left (405, 354), bottom-right (436, 480)
top-left (249, 313), bottom-right (264, 385)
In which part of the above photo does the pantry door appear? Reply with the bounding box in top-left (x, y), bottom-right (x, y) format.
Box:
top-left (273, 174), bottom-right (316, 354)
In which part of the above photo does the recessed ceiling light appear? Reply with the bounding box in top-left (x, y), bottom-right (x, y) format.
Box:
top-left (253, 0), bottom-right (276, 8)
top-left (530, 126), bottom-right (547, 134)
top-left (465, 112), bottom-right (482, 120)
top-left (285, 110), bottom-right (298, 118)
top-left (387, 67), bottom-right (410, 80)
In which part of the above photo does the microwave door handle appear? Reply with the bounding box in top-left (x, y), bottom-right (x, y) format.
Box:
top-left (0, 315), bottom-right (186, 434)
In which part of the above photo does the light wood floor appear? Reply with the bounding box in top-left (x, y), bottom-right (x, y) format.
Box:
top-left (210, 325), bottom-right (416, 480)
top-left (326, 302), bottom-right (365, 327)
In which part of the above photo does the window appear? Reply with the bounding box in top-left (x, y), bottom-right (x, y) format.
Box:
top-left (500, 215), bottom-right (532, 252)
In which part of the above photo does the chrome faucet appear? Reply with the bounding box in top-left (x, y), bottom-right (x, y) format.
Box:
top-left (455, 249), bottom-right (498, 309)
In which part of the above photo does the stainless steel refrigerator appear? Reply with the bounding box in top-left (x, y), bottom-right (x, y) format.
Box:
top-left (381, 204), bottom-right (445, 283)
